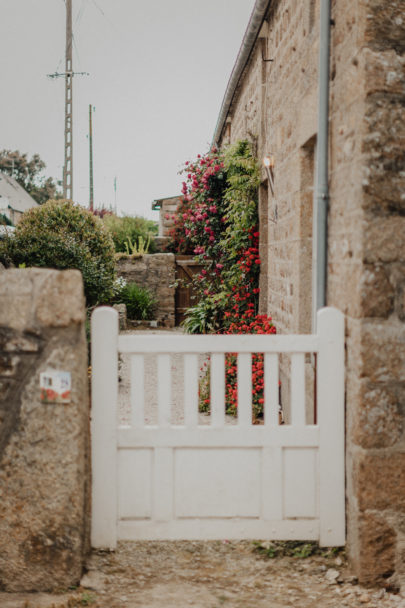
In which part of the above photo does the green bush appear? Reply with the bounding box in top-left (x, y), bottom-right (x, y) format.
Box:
top-left (103, 214), bottom-right (158, 254)
top-left (3, 199), bottom-right (116, 305)
top-left (118, 282), bottom-right (157, 320)
top-left (0, 213), bottom-right (12, 226)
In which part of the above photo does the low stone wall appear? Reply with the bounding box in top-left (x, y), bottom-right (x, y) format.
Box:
top-left (116, 254), bottom-right (176, 327)
top-left (0, 268), bottom-right (89, 592)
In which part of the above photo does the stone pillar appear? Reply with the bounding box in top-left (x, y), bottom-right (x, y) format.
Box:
top-left (0, 269), bottom-right (90, 592)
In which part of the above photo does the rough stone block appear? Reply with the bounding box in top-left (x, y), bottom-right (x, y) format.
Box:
top-left (0, 269), bottom-right (89, 592)
top-left (360, 264), bottom-right (394, 318)
top-left (357, 512), bottom-right (397, 585)
top-left (351, 382), bottom-right (403, 448)
top-left (35, 269), bottom-right (85, 327)
top-left (361, 320), bottom-right (405, 382)
top-left (363, 94), bottom-right (405, 215)
top-left (364, 0), bottom-right (405, 53)
top-left (354, 451), bottom-right (405, 512)
top-left (363, 217), bottom-right (405, 263)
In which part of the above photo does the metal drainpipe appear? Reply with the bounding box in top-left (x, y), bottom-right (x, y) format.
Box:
top-left (313, 0), bottom-right (332, 327)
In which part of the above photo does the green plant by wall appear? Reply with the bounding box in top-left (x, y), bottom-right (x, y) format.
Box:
top-left (117, 282), bottom-right (157, 320)
top-left (0, 213), bottom-right (12, 226)
top-left (103, 214), bottom-right (158, 254)
top-left (124, 234), bottom-right (151, 256)
top-left (3, 199), bottom-right (116, 305)
top-left (171, 140), bottom-right (261, 334)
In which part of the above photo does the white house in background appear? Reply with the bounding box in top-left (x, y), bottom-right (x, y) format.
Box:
top-left (0, 172), bottom-right (38, 225)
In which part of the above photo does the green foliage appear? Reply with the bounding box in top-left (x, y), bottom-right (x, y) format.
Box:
top-left (0, 149), bottom-right (62, 204)
top-left (124, 234), bottom-right (151, 256)
top-left (254, 541), bottom-right (318, 559)
top-left (0, 213), bottom-right (12, 226)
top-left (175, 140), bottom-right (261, 334)
top-left (103, 214), bottom-right (158, 254)
top-left (118, 282), bottom-right (157, 320)
top-left (182, 296), bottom-right (227, 334)
top-left (3, 199), bottom-right (116, 305)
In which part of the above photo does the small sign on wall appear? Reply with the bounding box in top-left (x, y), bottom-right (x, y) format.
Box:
top-left (40, 371), bottom-right (72, 404)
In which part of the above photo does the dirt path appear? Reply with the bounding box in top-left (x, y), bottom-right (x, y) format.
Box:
top-left (1, 541), bottom-right (404, 607)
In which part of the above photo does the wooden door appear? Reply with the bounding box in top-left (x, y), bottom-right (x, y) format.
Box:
top-left (175, 256), bottom-right (203, 326)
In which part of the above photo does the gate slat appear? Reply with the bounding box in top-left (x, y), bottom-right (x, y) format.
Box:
top-left (211, 353), bottom-right (225, 427)
top-left (153, 447), bottom-right (173, 522)
top-left (261, 446), bottom-right (283, 521)
top-left (184, 354), bottom-right (198, 427)
top-left (291, 353), bottom-right (306, 426)
top-left (157, 354), bottom-right (171, 427)
top-left (237, 353), bottom-right (252, 426)
top-left (264, 353), bottom-right (279, 426)
top-left (130, 355), bottom-right (144, 427)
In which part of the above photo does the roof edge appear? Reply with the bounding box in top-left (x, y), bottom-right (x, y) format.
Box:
top-left (211, 0), bottom-right (270, 148)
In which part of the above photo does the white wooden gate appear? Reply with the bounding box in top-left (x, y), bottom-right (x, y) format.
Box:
top-left (91, 307), bottom-right (345, 550)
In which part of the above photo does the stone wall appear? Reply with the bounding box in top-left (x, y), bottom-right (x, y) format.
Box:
top-left (219, 0), bottom-right (405, 590)
top-left (336, 0), bottom-right (405, 589)
top-left (0, 268), bottom-right (90, 592)
top-left (116, 254), bottom-right (176, 327)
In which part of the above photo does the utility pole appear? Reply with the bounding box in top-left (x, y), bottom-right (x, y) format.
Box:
top-left (114, 177), bottom-right (117, 214)
top-left (47, 0), bottom-right (88, 200)
top-left (64, 0), bottom-right (73, 200)
top-left (89, 104), bottom-right (94, 210)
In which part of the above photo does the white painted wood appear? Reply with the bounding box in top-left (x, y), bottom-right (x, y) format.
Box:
top-left (119, 333), bottom-right (319, 354)
top-left (91, 307), bottom-right (118, 550)
top-left (184, 354), bottom-right (198, 428)
top-left (291, 353), bottom-right (306, 426)
top-left (283, 448), bottom-right (318, 518)
top-left (317, 307), bottom-right (345, 546)
top-left (210, 353), bottom-right (225, 427)
top-left (118, 518), bottom-right (320, 541)
top-left (153, 448), bottom-right (173, 522)
top-left (157, 354), bottom-right (171, 427)
top-left (237, 353), bottom-right (252, 426)
top-left (264, 353), bottom-right (279, 426)
top-left (174, 448), bottom-right (261, 517)
top-left (92, 305), bottom-right (345, 547)
top-left (117, 426), bottom-right (320, 448)
top-left (261, 447), bottom-right (283, 520)
top-left (130, 355), bottom-right (144, 427)
top-left (118, 449), bottom-right (152, 519)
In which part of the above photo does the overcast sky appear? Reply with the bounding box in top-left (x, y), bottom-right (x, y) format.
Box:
top-left (1, 1), bottom-right (255, 219)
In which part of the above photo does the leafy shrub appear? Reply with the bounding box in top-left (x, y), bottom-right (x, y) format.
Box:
top-left (118, 282), bottom-right (157, 320)
top-left (172, 141), bottom-right (261, 334)
top-left (3, 199), bottom-right (116, 305)
top-left (103, 214), bottom-right (158, 254)
top-left (0, 213), bottom-right (12, 226)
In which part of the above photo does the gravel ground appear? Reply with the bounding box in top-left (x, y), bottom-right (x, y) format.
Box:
top-left (2, 541), bottom-right (404, 608)
top-left (2, 328), bottom-right (403, 608)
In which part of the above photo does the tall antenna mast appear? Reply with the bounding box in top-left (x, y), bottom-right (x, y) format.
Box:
top-left (89, 104), bottom-right (94, 211)
top-left (64, 0), bottom-right (73, 200)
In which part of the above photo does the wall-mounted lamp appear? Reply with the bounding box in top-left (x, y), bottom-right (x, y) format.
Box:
top-left (263, 155), bottom-right (275, 196)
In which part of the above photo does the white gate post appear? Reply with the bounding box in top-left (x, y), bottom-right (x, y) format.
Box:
top-left (317, 307), bottom-right (345, 546)
top-left (91, 307), bottom-right (119, 549)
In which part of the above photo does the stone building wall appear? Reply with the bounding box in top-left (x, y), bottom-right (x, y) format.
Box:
top-left (218, 0), bottom-right (405, 589)
top-left (0, 268), bottom-right (89, 592)
top-left (116, 254), bottom-right (176, 327)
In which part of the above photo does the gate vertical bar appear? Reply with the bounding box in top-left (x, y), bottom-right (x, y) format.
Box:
top-left (317, 307), bottom-right (345, 546)
top-left (91, 307), bottom-right (119, 549)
